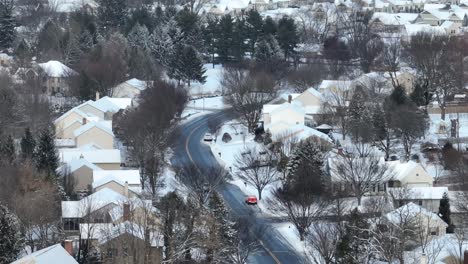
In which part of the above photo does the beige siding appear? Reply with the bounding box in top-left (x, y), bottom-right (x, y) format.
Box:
top-left (96, 163), bottom-right (121, 170)
top-left (61, 122), bottom-right (82, 139)
top-left (76, 127), bottom-right (114, 149)
top-left (95, 181), bottom-right (127, 196)
top-left (401, 165), bottom-right (433, 187)
top-left (73, 166), bottom-right (94, 192)
top-left (77, 104), bottom-right (105, 120)
top-left (113, 84), bottom-right (140, 98)
top-left (295, 92), bottom-right (321, 108)
top-left (55, 112), bottom-right (84, 137)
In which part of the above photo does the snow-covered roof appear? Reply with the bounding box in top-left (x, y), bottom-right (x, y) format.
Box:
top-left (79, 221), bottom-right (163, 247)
top-left (73, 121), bottom-right (114, 138)
top-left (96, 96), bottom-right (132, 111)
top-left (372, 12), bottom-right (418, 25)
top-left (49, 0), bottom-right (98, 13)
top-left (263, 102), bottom-right (306, 115)
top-left (384, 202), bottom-right (447, 227)
top-left (38, 60), bottom-right (76, 78)
top-left (318, 80), bottom-right (353, 91)
top-left (386, 160), bottom-right (428, 181)
top-left (389, 187), bottom-right (448, 200)
top-left (12, 244), bottom-right (78, 264)
top-left (55, 139), bottom-right (76, 148)
top-left (269, 93), bottom-right (301, 104)
top-left (304, 87), bottom-right (323, 99)
top-left (62, 188), bottom-right (127, 218)
top-left (267, 122), bottom-right (332, 143)
top-left (404, 24), bottom-right (446, 36)
top-left (316, 124), bottom-right (333, 129)
top-left (58, 157), bottom-right (102, 174)
top-left (54, 107), bottom-right (99, 126)
top-left (92, 170), bottom-right (141, 188)
top-left (125, 78), bottom-right (147, 91)
top-left (59, 148), bottom-right (121, 164)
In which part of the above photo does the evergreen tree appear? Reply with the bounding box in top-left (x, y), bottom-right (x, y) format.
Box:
top-left (35, 129), bottom-right (59, 178)
top-left (463, 14), bottom-right (468, 27)
top-left (335, 208), bottom-right (370, 264)
top-left (171, 44), bottom-right (206, 86)
top-left (348, 86), bottom-right (373, 143)
top-left (215, 14), bottom-right (233, 64)
top-left (439, 192), bottom-right (453, 232)
top-left (231, 18), bottom-right (247, 61)
top-left (276, 16), bottom-right (298, 59)
top-left (245, 9), bottom-right (263, 55)
top-left (175, 7), bottom-right (200, 44)
top-left (410, 82), bottom-right (431, 107)
top-left (0, 204), bottom-right (23, 263)
top-left (202, 17), bottom-right (218, 66)
top-left (97, 0), bottom-right (127, 29)
top-left (0, 0), bottom-right (15, 49)
top-left (0, 134), bottom-right (15, 163)
top-left (127, 23), bottom-right (151, 50)
top-left (20, 127), bottom-right (35, 160)
top-left (389, 85), bottom-right (408, 105)
top-left (254, 34), bottom-right (283, 64)
top-left (125, 7), bottom-right (155, 33)
top-left (209, 191), bottom-right (237, 248)
top-left (262, 16), bottom-right (277, 36)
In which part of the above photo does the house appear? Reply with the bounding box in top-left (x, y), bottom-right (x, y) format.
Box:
top-left (73, 121), bottom-right (114, 149)
top-left (12, 243), bottom-right (78, 264)
top-left (267, 122), bottom-right (332, 144)
top-left (58, 157), bottom-right (103, 192)
top-left (318, 80), bottom-right (354, 103)
top-left (54, 108), bottom-right (99, 139)
top-left (37, 60), bottom-right (77, 95)
top-left (294, 88), bottom-right (323, 117)
top-left (402, 24), bottom-right (446, 41)
top-left (93, 170), bottom-right (141, 196)
top-left (79, 222), bottom-right (163, 264)
top-left (59, 148), bottom-right (121, 170)
top-left (387, 161), bottom-right (434, 188)
top-left (76, 96), bottom-right (132, 121)
top-left (371, 13), bottom-right (418, 33)
top-left (388, 186), bottom-right (448, 212)
top-left (384, 202), bottom-right (448, 237)
top-left (62, 188), bottom-right (127, 234)
top-left (112, 78), bottom-right (148, 98)
top-left (262, 103), bottom-right (305, 126)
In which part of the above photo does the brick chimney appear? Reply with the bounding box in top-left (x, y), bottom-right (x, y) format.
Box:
top-left (95, 91), bottom-right (100, 101)
top-left (63, 240), bottom-right (73, 256)
top-left (288, 94), bottom-right (292, 103)
top-left (123, 203), bottom-right (131, 222)
top-left (464, 250), bottom-right (468, 264)
top-left (337, 147), bottom-right (344, 156)
top-left (82, 118), bottom-right (87, 125)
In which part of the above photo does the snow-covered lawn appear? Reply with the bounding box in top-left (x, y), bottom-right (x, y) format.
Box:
top-left (187, 96), bottom-right (227, 110)
top-left (189, 64), bottom-right (224, 96)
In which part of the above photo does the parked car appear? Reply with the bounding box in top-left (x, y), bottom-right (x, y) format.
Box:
top-left (245, 195), bottom-right (258, 205)
top-left (204, 133), bottom-right (213, 142)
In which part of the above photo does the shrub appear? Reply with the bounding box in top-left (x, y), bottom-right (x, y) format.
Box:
top-left (222, 133), bottom-right (232, 143)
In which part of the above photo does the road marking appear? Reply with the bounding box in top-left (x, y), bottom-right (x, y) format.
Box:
top-left (183, 113), bottom-right (283, 264)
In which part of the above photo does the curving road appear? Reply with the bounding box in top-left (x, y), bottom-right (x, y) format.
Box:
top-left (171, 110), bottom-right (305, 264)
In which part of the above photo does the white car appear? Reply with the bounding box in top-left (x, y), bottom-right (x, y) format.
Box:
top-left (203, 133), bottom-right (213, 142)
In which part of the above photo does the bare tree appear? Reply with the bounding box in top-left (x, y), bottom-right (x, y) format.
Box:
top-left (306, 222), bottom-right (340, 264)
top-left (222, 68), bottom-right (278, 133)
top-left (296, 6), bottom-right (334, 45)
top-left (116, 81), bottom-right (188, 197)
top-left (235, 146), bottom-right (278, 200)
top-left (381, 35), bottom-right (402, 89)
top-left (227, 217), bottom-right (261, 264)
top-left (320, 81), bottom-right (351, 140)
top-left (176, 164), bottom-right (227, 206)
top-left (448, 228), bottom-right (467, 264)
top-left (287, 64), bottom-right (326, 93)
top-left (333, 145), bottom-right (390, 206)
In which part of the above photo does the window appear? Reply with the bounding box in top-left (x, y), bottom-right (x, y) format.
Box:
top-left (418, 200), bottom-right (423, 206)
top-left (107, 248), bottom-right (118, 257)
top-left (430, 228), bottom-right (438, 236)
top-left (123, 247), bottom-right (129, 257)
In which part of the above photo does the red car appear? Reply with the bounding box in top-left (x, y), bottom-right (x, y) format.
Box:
top-left (246, 195), bottom-right (258, 205)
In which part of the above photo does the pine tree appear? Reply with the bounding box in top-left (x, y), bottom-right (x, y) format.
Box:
top-left (335, 208), bottom-right (370, 264)
top-left (231, 18), bottom-right (247, 61)
top-left (127, 23), bottom-right (151, 50)
top-left (410, 82), bottom-right (430, 107)
top-left (254, 34), bottom-right (283, 64)
top-left (97, 0), bottom-right (127, 29)
top-left (348, 86), bottom-right (373, 143)
top-left (209, 191), bottom-right (237, 248)
top-left (180, 45), bottom-right (206, 86)
top-left (35, 129), bottom-right (59, 178)
top-left (20, 128), bottom-right (35, 160)
top-left (0, 134), bottom-right (15, 163)
top-left (0, 204), bottom-right (23, 263)
top-left (262, 16), bottom-right (277, 36)
top-left (276, 16), bottom-right (298, 59)
top-left (245, 9), bottom-right (263, 55)
top-left (439, 192), bottom-right (453, 232)
top-left (0, 0), bottom-right (15, 49)
top-left (202, 17), bottom-right (219, 66)
top-left (215, 14), bottom-right (233, 64)
top-left (389, 85), bottom-right (408, 105)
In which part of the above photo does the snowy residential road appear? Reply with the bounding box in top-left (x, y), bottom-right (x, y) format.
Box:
top-left (171, 111), bottom-right (305, 264)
